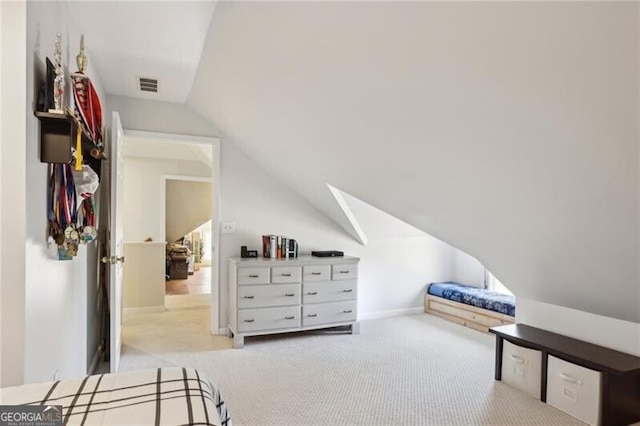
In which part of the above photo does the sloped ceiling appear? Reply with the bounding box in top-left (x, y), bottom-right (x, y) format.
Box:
top-left (123, 136), bottom-right (213, 168)
top-left (188, 1), bottom-right (639, 323)
top-left (67, 1), bottom-right (216, 102)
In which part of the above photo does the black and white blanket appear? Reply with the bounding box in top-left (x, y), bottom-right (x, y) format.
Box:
top-left (0, 367), bottom-right (231, 425)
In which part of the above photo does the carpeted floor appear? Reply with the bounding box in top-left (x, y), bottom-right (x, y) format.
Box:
top-left (120, 309), bottom-right (584, 425)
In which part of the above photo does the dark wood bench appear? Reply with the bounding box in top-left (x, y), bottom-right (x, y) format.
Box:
top-left (490, 324), bottom-right (640, 426)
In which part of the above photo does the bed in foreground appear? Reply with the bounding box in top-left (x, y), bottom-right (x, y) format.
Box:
top-left (0, 367), bottom-right (231, 426)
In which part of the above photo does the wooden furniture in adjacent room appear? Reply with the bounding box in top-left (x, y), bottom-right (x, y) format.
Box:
top-left (228, 255), bottom-right (359, 348)
top-left (490, 323), bottom-right (640, 426)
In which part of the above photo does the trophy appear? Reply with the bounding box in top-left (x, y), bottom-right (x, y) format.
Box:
top-left (49, 33), bottom-right (65, 114)
top-left (76, 34), bottom-right (87, 73)
top-left (70, 35), bottom-right (104, 163)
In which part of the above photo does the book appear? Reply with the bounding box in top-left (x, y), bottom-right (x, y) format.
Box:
top-left (277, 236), bottom-right (282, 258)
top-left (270, 235), bottom-right (276, 258)
top-left (262, 235), bottom-right (270, 258)
top-left (262, 234), bottom-right (298, 259)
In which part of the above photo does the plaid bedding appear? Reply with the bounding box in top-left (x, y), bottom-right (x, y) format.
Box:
top-left (0, 367), bottom-right (231, 426)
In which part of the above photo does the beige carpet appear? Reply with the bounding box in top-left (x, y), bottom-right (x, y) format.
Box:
top-left (165, 294), bottom-right (211, 310)
top-left (120, 309), bottom-right (584, 426)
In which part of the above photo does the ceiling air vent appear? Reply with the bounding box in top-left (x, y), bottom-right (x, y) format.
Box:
top-left (137, 76), bottom-right (158, 93)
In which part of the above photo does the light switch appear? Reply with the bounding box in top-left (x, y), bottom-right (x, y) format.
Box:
top-left (221, 221), bottom-right (236, 234)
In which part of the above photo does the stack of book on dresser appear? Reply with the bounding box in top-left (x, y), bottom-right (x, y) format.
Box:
top-left (262, 235), bottom-right (298, 259)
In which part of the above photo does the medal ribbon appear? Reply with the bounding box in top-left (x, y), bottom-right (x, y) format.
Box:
top-left (75, 125), bottom-right (83, 171)
top-left (58, 164), bottom-right (77, 228)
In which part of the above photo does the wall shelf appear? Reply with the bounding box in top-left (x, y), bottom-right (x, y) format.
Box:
top-left (34, 111), bottom-right (101, 165)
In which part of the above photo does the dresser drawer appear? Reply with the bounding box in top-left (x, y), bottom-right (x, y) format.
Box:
top-left (237, 267), bottom-right (270, 285)
top-left (271, 266), bottom-right (302, 284)
top-left (302, 265), bottom-right (331, 282)
top-left (331, 263), bottom-right (358, 281)
top-left (547, 355), bottom-right (601, 426)
top-left (238, 306), bottom-right (301, 332)
top-left (302, 300), bottom-right (357, 327)
top-left (238, 284), bottom-right (301, 309)
top-left (302, 280), bottom-right (357, 304)
top-left (501, 340), bottom-right (542, 399)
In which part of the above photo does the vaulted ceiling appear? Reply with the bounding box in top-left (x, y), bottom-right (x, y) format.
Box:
top-left (67, 1), bottom-right (640, 323)
top-left (187, 1), bottom-right (640, 323)
top-left (67, 1), bottom-right (216, 102)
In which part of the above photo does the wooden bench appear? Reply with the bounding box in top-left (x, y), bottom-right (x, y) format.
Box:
top-left (490, 324), bottom-right (640, 426)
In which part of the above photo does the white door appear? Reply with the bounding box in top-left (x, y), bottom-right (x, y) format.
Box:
top-left (109, 112), bottom-right (125, 373)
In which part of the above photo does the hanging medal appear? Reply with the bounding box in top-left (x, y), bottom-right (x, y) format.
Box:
top-left (61, 164), bottom-right (78, 258)
top-left (79, 196), bottom-right (97, 243)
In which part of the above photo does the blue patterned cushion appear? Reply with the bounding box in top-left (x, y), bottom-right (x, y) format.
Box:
top-left (427, 282), bottom-right (515, 317)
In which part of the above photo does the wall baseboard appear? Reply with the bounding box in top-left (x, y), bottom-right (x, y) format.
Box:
top-left (217, 327), bottom-right (229, 336)
top-left (88, 344), bottom-right (104, 376)
top-left (359, 307), bottom-right (424, 321)
top-left (123, 306), bottom-right (166, 315)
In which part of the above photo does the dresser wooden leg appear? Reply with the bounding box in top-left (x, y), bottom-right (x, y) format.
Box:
top-left (351, 322), bottom-right (360, 335)
top-left (233, 334), bottom-right (244, 349)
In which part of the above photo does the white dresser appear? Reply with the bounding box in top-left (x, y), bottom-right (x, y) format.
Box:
top-left (228, 255), bottom-right (360, 348)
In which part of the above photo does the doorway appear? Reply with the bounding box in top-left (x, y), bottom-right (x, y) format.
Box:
top-left (119, 130), bottom-right (221, 334)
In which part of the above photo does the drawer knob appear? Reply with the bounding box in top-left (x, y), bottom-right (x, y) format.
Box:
top-left (307, 291), bottom-right (318, 295)
top-left (343, 309), bottom-right (352, 313)
top-left (284, 293), bottom-right (295, 297)
top-left (248, 274), bottom-right (259, 278)
top-left (342, 289), bottom-right (353, 293)
top-left (307, 314), bottom-right (318, 317)
top-left (311, 272), bottom-right (322, 275)
top-left (281, 273), bottom-right (292, 277)
top-left (339, 270), bottom-right (349, 274)
top-left (285, 316), bottom-right (295, 320)
top-left (243, 296), bottom-right (255, 299)
top-left (244, 319), bottom-right (255, 323)
top-left (558, 373), bottom-right (583, 385)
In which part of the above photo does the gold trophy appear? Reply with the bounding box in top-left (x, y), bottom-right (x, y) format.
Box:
top-left (76, 34), bottom-right (87, 73)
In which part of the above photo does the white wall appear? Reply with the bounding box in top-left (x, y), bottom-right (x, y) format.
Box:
top-left (217, 138), bottom-right (462, 324)
top-left (0, 0), bottom-right (4, 384)
top-left (188, 2), bottom-right (640, 327)
top-left (518, 298), bottom-right (640, 356)
top-left (123, 157), bottom-right (211, 242)
top-left (24, 1), bottom-right (108, 383)
top-left (166, 180), bottom-right (212, 243)
top-left (451, 251), bottom-right (485, 288)
top-left (108, 95), bottom-right (216, 138)
top-left (109, 96), bottom-right (466, 329)
top-left (337, 187), bottom-right (476, 316)
top-left (637, 3), bottom-right (640, 357)
top-left (0, 0), bottom-right (27, 387)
